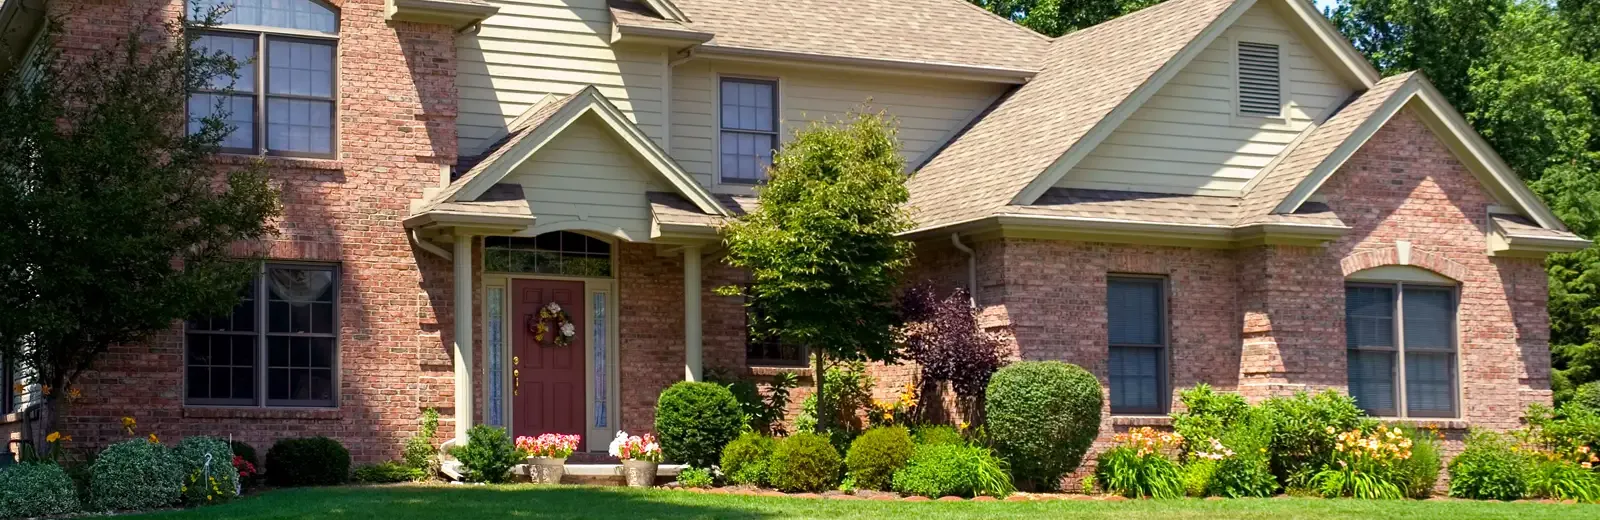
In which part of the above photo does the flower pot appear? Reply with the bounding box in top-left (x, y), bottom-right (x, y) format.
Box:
top-left (621, 459), bottom-right (658, 488)
top-left (528, 456), bottom-right (567, 485)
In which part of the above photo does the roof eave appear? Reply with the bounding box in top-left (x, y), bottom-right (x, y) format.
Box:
top-left (385, 0), bottom-right (500, 30)
top-left (402, 211), bottom-right (535, 232)
top-left (613, 23), bottom-right (714, 45)
top-left (903, 212), bottom-right (1348, 248)
top-left (693, 45), bottom-right (1038, 84)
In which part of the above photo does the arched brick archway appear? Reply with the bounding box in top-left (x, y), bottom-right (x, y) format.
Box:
top-left (1340, 245), bottom-right (1469, 282)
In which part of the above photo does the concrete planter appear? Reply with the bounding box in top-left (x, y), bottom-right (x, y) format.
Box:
top-left (528, 456), bottom-right (567, 485)
top-left (621, 459), bottom-right (658, 488)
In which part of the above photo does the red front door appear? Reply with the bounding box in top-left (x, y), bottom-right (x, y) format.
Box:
top-left (512, 279), bottom-right (587, 439)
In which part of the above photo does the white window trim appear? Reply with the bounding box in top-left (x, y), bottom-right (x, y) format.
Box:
top-left (712, 72), bottom-right (783, 193)
top-left (1345, 279), bottom-right (1462, 419)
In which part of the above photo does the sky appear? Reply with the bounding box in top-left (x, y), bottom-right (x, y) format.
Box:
top-left (1314, 0), bottom-right (1338, 13)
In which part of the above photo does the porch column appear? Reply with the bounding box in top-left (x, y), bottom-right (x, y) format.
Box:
top-left (683, 245), bottom-right (703, 382)
top-left (453, 232), bottom-right (475, 439)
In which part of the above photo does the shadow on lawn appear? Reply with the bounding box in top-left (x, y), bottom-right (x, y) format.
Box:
top-left (140, 485), bottom-right (777, 520)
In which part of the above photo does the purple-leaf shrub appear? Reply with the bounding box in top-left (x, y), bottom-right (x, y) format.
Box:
top-left (900, 282), bottom-right (1009, 398)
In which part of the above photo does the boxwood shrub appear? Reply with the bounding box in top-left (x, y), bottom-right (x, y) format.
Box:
top-left (845, 426), bottom-right (913, 491)
top-left (766, 432), bottom-right (841, 493)
top-left (446, 425), bottom-right (521, 484)
top-left (655, 381), bottom-right (743, 468)
top-left (90, 439), bottom-right (184, 511)
top-left (0, 462), bottom-right (80, 518)
top-left (985, 361), bottom-right (1102, 488)
top-left (720, 432), bottom-right (776, 486)
top-left (266, 436), bottom-right (351, 487)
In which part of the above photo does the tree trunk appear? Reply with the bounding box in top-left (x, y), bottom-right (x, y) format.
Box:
top-left (812, 349), bottom-right (828, 431)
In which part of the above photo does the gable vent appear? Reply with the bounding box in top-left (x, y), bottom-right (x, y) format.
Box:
top-left (1237, 41), bottom-right (1282, 117)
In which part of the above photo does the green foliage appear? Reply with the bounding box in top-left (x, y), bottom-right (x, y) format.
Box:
top-left (1527, 458), bottom-right (1600, 502)
top-left (175, 436), bottom-right (239, 505)
top-left (352, 462), bottom-right (425, 484)
top-left (891, 443), bottom-right (1014, 498)
top-left (1093, 446), bottom-right (1184, 499)
top-left (911, 425), bottom-right (965, 447)
top-left (90, 439), bottom-right (183, 511)
top-left (1208, 408), bottom-right (1279, 498)
top-left (1574, 381), bottom-right (1600, 413)
top-left (1181, 460), bottom-right (1218, 497)
top-left (0, 10), bottom-right (282, 450)
top-left (795, 361), bottom-right (876, 439)
top-left (1449, 431), bottom-right (1531, 500)
top-left (676, 467), bottom-right (715, 489)
top-left (447, 426), bottom-right (521, 484)
top-left (767, 432), bottom-right (843, 493)
top-left (844, 426), bottom-right (914, 491)
top-left (403, 408), bottom-right (440, 476)
top-left (1396, 428), bottom-right (1444, 499)
top-left (1260, 390), bottom-right (1366, 488)
top-left (707, 370), bottom-right (799, 436)
top-left (0, 462), bottom-right (80, 518)
top-left (655, 381), bottom-right (745, 468)
top-left (1171, 384), bottom-right (1250, 454)
top-left (985, 361), bottom-right (1103, 489)
top-left (265, 437), bottom-right (351, 487)
top-left (720, 433), bottom-right (777, 487)
top-left (969, 0), bottom-right (1166, 37)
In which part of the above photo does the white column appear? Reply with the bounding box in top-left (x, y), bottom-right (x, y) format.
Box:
top-left (453, 233), bottom-right (474, 439)
top-left (683, 245), bottom-right (703, 382)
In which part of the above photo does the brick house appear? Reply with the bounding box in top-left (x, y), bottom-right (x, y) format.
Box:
top-left (0, 0), bottom-right (1586, 471)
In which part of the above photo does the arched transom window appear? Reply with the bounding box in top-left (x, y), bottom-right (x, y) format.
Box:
top-left (485, 232), bottom-right (613, 277)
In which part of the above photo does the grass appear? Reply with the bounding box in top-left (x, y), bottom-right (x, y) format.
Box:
top-left (122, 484), bottom-right (1598, 520)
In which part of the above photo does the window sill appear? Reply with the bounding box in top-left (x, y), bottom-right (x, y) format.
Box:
top-left (211, 153), bottom-right (344, 171)
top-left (1375, 417), bottom-right (1470, 430)
top-left (745, 365), bottom-right (813, 378)
top-left (183, 406), bottom-right (342, 421)
top-left (1, 412), bottom-right (19, 425)
top-left (1111, 415), bottom-right (1173, 427)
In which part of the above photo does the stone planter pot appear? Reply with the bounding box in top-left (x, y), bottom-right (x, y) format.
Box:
top-left (621, 459), bottom-right (658, 488)
top-left (528, 456), bottom-right (567, 485)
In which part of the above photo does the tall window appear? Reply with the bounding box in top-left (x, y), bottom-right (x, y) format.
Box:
top-left (744, 287), bottom-right (807, 367)
top-left (1345, 283), bottom-right (1458, 418)
top-left (1108, 277), bottom-right (1167, 415)
top-left (186, 264), bottom-right (339, 408)
top-left (719, 78), bottom-right (778, 184)
top-left (188, 0), bottom-right (339, 158)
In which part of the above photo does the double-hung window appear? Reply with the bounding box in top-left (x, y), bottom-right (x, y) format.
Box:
top-left (719, 78), bottom-right (778, 184)
top-left (744, 286), bottom-right (807, 367)
top-left (1345, 283), bottom-right (1459, 418)
top-left (1107, 277), bottom-right (1168, 415)
top-left (186, 264), bottom-right (339, 408)
top-left (188, 0), bottom-right (339, 158)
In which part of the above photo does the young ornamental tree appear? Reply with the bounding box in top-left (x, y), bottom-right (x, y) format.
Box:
top-left (0, 15), bottom-right (280, 454)
top-left (719, 109), bottom-right (915, 430)
top-left (900, 282), bottom-right (1009, 420)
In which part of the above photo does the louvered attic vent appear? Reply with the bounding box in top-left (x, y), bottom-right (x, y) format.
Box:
top-left (1237, 41), bottom-right (1282, 117)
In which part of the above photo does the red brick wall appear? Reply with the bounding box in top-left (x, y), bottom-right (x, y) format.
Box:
top-left (48, 0), bottom-right (463, 464)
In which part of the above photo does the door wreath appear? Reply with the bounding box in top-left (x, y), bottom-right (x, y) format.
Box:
top-left (526, 302), bottom-right (576, 347)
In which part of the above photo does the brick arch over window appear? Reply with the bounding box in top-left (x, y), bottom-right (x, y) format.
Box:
top-left (1340, 246), bottom-right (1469, 282)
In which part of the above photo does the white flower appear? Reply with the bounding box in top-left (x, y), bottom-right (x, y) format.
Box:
top-left (644, 442), bottom-right (659, 453)
top-left (608, 431), bottom-right (628, 458)
top-left (560, 322), bottom-right (576, 337)
top-left (545, 302), bottom-right (562, 313)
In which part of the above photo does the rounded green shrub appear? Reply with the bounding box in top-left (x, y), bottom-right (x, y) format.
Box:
top-left (676, 467), bottom-right (715, 489)
top-left (176, 436), bottom-right (240, 504)
top-left (891, 443), bottom-right (1014, 498)
top-left (721, 432), bottom-right (776, 487)
top-left (446, 425), bottom-right (521, 484)
top-left (911, 425), bottom-right (964, 446)
top-left (1260, 390), bottom-right (1364, 487)
top-left (1448, 431), bottom-right (1530, 501)
top-left (767, 432), bottom-right (842, 493)
top-left (0, 462), bottom-right (80, 518)
top-left (985, 361), bottom-right (1102, 488)
top-left (266, 436), bottom-right (351, 487)
top-left (845, 426), bottom-right (913, 491)
top-left (655, 381), bottom-right (744, 468)
top-left (90, 439), bottom-right (183, 511)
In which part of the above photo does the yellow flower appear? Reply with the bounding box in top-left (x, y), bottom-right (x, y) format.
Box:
top-left (1325, 426), bottom-right (1335, 434)
top-left (46, 432), bottom-right (61, 443)
top-left (958, 421), bottom-right (969, 431)
top-left (122, 416), bottom-right (137, 429)
top-left (12, 383), bottom-right (24, 396)
top-left (148, 433), bottom-right (160, 444)
top-left (67, 387), bottom-right (82, 400)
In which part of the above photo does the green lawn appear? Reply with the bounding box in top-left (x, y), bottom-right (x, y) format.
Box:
top-left (121, 484), bottom-right (1597, 520)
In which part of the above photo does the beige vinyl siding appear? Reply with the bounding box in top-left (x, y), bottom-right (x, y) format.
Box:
top-left (1057, 2), bottom-right (1356, 196)
top-left (507, 114), bottom-right (671, 241)
top-left (457, 0), bottom-right (667, 155)
top-left (670, 60), bottom-right (1008, 189)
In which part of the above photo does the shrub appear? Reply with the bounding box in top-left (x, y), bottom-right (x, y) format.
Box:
top-left (1448, 431), bottom-right (1530, 501)
top-left (353, 462), bottom-right (425, 484)
top-left (175, 436), bottom-right (239, 505)
top-left (1395, 427), bottom-right (1444, 499)
top-left (911, 425), bottom-right (964, 447)
top-left (1171, 384), bottom-right (1250, 453)
top-left (0, 462), bottom-right (80, 518)
top-left (985, 361), bottom-right (1102, 488)
top-left (720, 433), bottom-right (776, 487)
top-left (1181, 460), bottom-right (1218, 497)
top-left (899, 283), bottom-right (1009, 399)
top-left (655, 381), bottom-right (744, 468)
top-left (1527, 458), bottom-right (1600, 502)
top-left (1312, 424), bottom-right (1413, 499)
top-left (767, 432), bottom-right (842, 493)
top-left (676, 467), bottom-right (715, 489)
top-left (891, 443), bottom-right (1014, 498)
top-left (265, 436), bottom-right (351, 487)
top-left (402, 408), bottom-right (440, 476)
top-left (90, 439), bottom-right (183, 511)
top-left (708, 369), bottom-right (799, 436)
top-left (447, 425), bottom-right (522, 484)
top-left (1207, 408), bottom-right (1278, 498)
top-left (1260, 390), bottom-right (1365, 488)
top-left (1092, 428), bottom-right (1183, 499)
top-left (844, 426), bottom-right (914, 491)
top-left (1573, 381), bottom-right (1600, 414)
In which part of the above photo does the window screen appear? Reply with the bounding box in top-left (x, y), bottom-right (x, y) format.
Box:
top-left (1108, 277), bottom-right (1166, 414)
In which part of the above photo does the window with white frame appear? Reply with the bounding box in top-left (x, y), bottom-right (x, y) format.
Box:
top-left (186, 264), bottom-right (339, 408)
top-left (1107, 277), bottom-right (1168, 415)
top-left (1345, 283), bottom-right (1459, 418)
top-left (719, 78), bottom-right (778, 184)
top-left (188, 0), bottom-right (339, 158)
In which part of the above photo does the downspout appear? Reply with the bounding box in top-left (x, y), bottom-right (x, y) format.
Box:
top-left (950, 233), bottom-right (976, 306)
